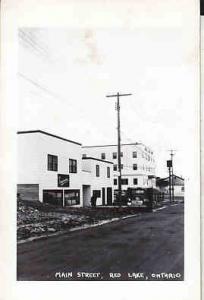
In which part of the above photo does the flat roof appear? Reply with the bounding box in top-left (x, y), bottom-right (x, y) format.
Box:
top-left (82, 156), bottom-right (113, 164)
top-left (17, 130), bottom-right (82, 146)
top-left (82, 143), bottom-right (141, 148)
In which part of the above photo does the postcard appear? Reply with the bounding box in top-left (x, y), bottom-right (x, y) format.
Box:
top-left (0, 0), bottom-right (201, 299)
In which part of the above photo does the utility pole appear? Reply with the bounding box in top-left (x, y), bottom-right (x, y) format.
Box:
top-left (169, 150), bottom-right (176, 202)
top-left (167, 160), bottom-right (172, 202)
top-left (106, 92), bottom-right (132, 205)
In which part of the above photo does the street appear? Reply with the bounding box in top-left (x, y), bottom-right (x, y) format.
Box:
top-left (17, 202), bottom-right (184, 281)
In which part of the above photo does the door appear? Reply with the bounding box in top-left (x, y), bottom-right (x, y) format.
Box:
top-left (107, 187), bottom-right (112, 206)
top-left (102, 187), bottom-right (105, 206)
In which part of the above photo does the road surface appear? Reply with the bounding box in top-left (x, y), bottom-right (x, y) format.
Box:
top-left (17, 202), bottom-right (184, 281)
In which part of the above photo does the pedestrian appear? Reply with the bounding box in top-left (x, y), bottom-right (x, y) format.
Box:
top-left (91, 195), bottom-right (96, 207)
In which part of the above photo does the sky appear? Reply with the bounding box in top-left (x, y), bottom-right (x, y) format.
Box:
top-left (17, 1), bottom-right (197, 178)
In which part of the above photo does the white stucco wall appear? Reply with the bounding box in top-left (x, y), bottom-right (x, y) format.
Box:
top-left (82, 158), bottom-right (113, 206)
top-left (17, 131), bottom-right (83, 205)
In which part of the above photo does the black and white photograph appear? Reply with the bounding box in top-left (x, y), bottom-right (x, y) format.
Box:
top-left (0, 0), bottom-right (201, 299)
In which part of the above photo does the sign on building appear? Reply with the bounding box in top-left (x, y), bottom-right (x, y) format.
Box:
top-left (58, 174), bottom-right (70, 187)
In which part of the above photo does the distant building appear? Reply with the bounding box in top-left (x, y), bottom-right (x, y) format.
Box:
top-left (156, 175), bottom-right (184, 200)
top-left (17, 130), bottom-right (113, 206)
top-left (82, 143), bottom-right (156, 191)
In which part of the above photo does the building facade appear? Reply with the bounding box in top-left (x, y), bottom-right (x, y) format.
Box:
top-left (82, 157), bottom-right (113, 206)
top-left (156, 175), bottom-right (185, 200)
top-left (17, 130), bottom-right (113, 207)
top-left (82, 143), bottom-right (156, 192)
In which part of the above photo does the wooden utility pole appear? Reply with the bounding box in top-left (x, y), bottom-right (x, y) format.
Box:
top-left (169, 150), bottom-right (176, 202)
top-left (106, 92), bottom-right (132, 204)
top-left (167, 160), bottom-right (172, 202)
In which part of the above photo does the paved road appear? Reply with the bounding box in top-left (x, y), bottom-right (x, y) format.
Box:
top-left (17, 203), bottom-right (184, 281)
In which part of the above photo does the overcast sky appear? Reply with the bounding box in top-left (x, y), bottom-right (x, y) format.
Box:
top-left (17, 1), bottom-right (197, 177)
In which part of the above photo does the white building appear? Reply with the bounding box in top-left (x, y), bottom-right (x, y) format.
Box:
top-left (17, 130), bottom-right (113, 207)
top-left (82, 143), bottom-right (156, 191)
top-left (82, 157), bottom-right (113, 206)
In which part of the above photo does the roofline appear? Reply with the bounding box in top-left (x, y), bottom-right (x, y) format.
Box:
top-left (82, 156), bottom-right (113, 164)
top-left (17, 130), bottom-right (82, 146)
top-left (157, 175), bottom-right (184, 181)
top-left (82, 143), bottom-right (140, 148)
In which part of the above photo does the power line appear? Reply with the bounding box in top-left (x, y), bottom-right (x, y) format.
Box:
top-left (18, 73), bottom-right (65, 101)
top-left (19, 29), bottom-right (49, 58)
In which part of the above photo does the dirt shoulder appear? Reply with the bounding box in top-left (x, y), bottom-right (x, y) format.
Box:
top-left (17, 199), bottom-right (151, 241)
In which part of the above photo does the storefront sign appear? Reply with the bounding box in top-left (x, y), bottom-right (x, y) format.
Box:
top-left (58, 174), bottom-right (69, 187)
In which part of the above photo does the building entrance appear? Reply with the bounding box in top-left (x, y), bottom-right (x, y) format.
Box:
top-left (107, 187), bottom-right (112, 206)
top-left (82, 185), bottom-right (91, 206)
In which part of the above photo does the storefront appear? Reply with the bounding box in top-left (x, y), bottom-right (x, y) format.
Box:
top-left (43, 189), bottom-right (80, 206)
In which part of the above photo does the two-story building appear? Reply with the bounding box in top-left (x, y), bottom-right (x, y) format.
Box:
top-left (82, 157), bottom-right (113, 206)
top-left (17, 130), bottom-right (113, 207)
top-left (82, 143), bottom-right (156, 192)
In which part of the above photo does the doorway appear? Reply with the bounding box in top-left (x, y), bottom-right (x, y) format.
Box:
top-left (107, 187), bottom-right (112, 206)
top-left (82, 185), bottom-right (91, 206)
top-left (102, 187), bottom-right (105, 206)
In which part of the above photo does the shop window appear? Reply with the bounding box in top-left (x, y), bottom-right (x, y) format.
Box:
top-left (96, 164), bottom-right (100, 177)
top-left (107, 166), bottom-right (110, 178)
top-left (121, 178), bottom-right (128, 185)
top-left (133, 164), bottom-right (137, 170)
top-left (133, 178), bottom-right (138, 185)
top-left (133, 151), bottom-right (137, 158)
top-left (101, 153), bottom-right (106, 160)
top-left (43, 190), bottom-right (62, 206)
top-left (113, 152), bottom-right (117, 159)
top-left (114, 178), bottom-right (117, 185)
top-left (64, 190), bottom-right (80, 206)
top-left (69, 159), bottom-right (77, 173)
top-left (47, 154), bottom-right (58, 171)
top-left (113, 164), bottom-right (117, 171)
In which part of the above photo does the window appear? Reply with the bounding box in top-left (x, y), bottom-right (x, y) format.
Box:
top-left (121, 178), bottom-right (128, 185)
top-left (47, 154), bottom-right (58, 171)
top-left (93, 190), bottom-right (101, 197)
top-left (133, 151), bottom-right (137, 158)
top-left (133, 178), bottom-right (138, 185)
top-left (101, 153), bottom-right (106, 160)
top-left (82, 154), bottom-right (87, 158)
top-left (113, 152), bottom-right (117, 159)
top-left (69, 159), bottom-right (77, 173)
top-left (114, 178), bottom-right (117, 185)
top-left (43, 190), bottom-right (63, 206)
top-left (120, 152), bottom-right (123, 157)
top-left (96, 165), bottom-right (100, 177)
top-left (107, 166), bottom-right (110, 178)
top-left (121, 164), bottom-right (123, 170)
top-left (133, 164), bottom-right (137, 170)
top-left (64, 190), bottom-right (80, 206)
top-left (113, 164), bottom-right (117, 171)
top-left (181, 186), bottom-right (184, 192)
